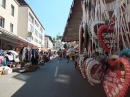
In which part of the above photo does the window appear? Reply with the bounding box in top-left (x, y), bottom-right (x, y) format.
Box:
top-left (0, 16), bottom-right (4, 27)
top-left (35, 20), bottom-right (39, 27)
top-left (30, 24), bottom-right (34, 32)
top-left (34, 38), bottom-right (38, 43)
top-left (11, 5), bottom-right (14, 16)
top-left (40, 27), bottom-right (42, 32)
top-left (10, 23), bottom-right (13, 32)
top-left (27, 37), bottom-right (32, 42)
top-left (0, 0), bottom-right (6, 8)
top-left (29, 13), bottom-right (34, 24)
top-left (39, 33), bottom-right (42, 39)
top-left (35, 29), bottom-right (38, 36)
top-left (39, 41), bottom-right (41, 44)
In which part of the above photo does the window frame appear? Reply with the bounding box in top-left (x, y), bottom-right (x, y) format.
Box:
top-left (35, 20), bottom-right (39, 27)
top-left (0, 16), bottom-right (5, 28)
top-left (10, 23), bottom-right (13, 32)
top-left (30, 24), bottom-right (34, 32)
top-left (11, 4), bottom-right (14, 16)
top-left (35, 29), bottom-right (37, 36)
top-left (0, 0), bottom-right (6, 8)
top-left (29, 13), bottom-right (34, 24)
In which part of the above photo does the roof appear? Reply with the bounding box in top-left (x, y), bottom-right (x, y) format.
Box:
top-left (45, 35), bottom-right (53, 43)
top-left (17, 0), bottom-right (28, 5)
top-left (61, 0), bottom-right (116, 42)
top-left (17, 0), bottom-right (45, 30)
top-left (62, 0), bottom-right (82, 42)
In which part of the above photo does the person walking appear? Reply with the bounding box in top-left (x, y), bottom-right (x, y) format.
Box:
top-left (58, 48), bottom-right (62, 60)
top-left (66, 49), bottom-right (70, 63)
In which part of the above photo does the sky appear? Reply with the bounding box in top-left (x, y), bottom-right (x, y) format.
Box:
top-left (25, 0), bottom-right (73, 39)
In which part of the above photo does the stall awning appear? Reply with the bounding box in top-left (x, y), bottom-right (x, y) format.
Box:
top-left (62, 0), bottom-right (82, 42)
top-left (0, 27), bottom-right (18, 44)
top-left (62, 0), bottom-right (123, 42)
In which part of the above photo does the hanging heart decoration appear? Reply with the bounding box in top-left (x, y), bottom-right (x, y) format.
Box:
top-left (102, 58), bottom-right (130, 97)
top-left (87, 60), bottom-right (103, 84)
top-left (90, 20), bottom-right (105, 39)
top-left (79, 25), bottom-right (83, 55)
top-left (87, 22), bottom-right (98, 46)
top-left (97, 25), bottom-right (116, 53)
top-left (85, 58), bottom-right (94, 76)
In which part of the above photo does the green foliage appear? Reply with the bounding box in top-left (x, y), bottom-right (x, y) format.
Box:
top-left (52, 37), bottom-right (56, 43)
top-left (63, 43), bottom-right (67, 49)
top-left (52, 33), bottom-right (63, 44)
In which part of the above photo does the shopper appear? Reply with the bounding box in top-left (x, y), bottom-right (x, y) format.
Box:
top-left (66, 49), bottom-right (70, 63)
top-left (58, 48), bottom-right (62, 60)
top-left (38, 51), bottom-right (44, 65)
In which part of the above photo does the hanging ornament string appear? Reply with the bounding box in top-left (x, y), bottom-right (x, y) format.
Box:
top-left (102, 0), bottom-right (109, 19)
top-left (120, 6), bottom-right (130, 47)
top-left (86, 0), bottom-right (90, 24)
top-left (121, 3), bottom-right (130, 47)
top-left (81, 1), bottom-right (87, 26)
top-left (114, 0), bottom-right (120, 54)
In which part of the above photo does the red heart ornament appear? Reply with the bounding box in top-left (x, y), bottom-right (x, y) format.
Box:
top-left (97, 25), bottom-right (116, 53)
top-left (103, 58), bottom-right (130, 97)
top-left (87, 60), bottom-right (103, 84)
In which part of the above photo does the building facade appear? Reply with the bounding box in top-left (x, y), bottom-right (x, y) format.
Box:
top-left (44, 35), bottom-right (53, 49)
top-left (55, 40), bottom-right (64, 50)
top-left (0, 0), bottom-right (45, 50)
top-left (17, 0), bottom-right (45, 48)
top-left (0, 0), bottom-right (19, 50)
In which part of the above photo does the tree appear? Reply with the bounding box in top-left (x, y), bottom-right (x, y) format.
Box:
top-left (52, 37), bottom-right (56, 43)
top-left (56, 35), bottom-right (59, 40)
top-left (56, 34), bottom-right (62, 40)
top-left (63, 43), bottom-right (67, 49)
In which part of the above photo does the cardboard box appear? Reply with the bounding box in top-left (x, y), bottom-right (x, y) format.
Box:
top-left (2, 69), bottom-right (8, 75)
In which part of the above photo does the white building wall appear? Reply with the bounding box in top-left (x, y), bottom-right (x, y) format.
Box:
top-left (0, 0), bottom-right (19, 34)
top-left (55, 40), bottom-right (63, 50)
top-left (17, 6), bottom-right (45, 47)
top-left (27, 8), bottom-right (45, 47)
top-left (17, 7), bottom-right (28, 38)
top-left (48, 39), bottom-right (53, 49)
top-left (44, 37), bottom-right (47, 48)
top-left (44, 36), bottom-right (53, 49)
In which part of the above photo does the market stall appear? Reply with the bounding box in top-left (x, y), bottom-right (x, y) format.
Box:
top-left (62, 0), bottom-right (130, 97)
